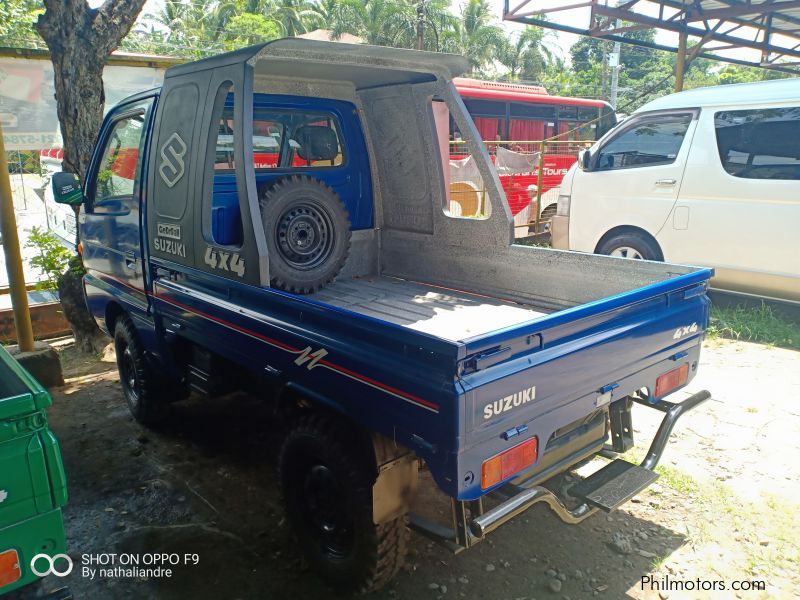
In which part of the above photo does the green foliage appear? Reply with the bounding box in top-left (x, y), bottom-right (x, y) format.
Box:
top-left (0, 0), bottom-right (43, 47)
top-left (495, 27), bottom-right (553, 81)
top-left (222, 13), bottom-right (281, 48)
top-left (23, 226), bottom-right (73, 291)
top-left (708, 303), bottom-right (800, 350)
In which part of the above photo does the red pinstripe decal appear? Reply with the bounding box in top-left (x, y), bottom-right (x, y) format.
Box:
top-left (155, 291), bottom-right (439, 412)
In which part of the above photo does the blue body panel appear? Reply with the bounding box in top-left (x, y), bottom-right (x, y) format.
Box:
top-left (82, 88), bottom-right (714, 502)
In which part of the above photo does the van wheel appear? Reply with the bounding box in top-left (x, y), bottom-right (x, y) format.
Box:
top-left (597, 232), bottom-right (662, 261)
top-left (260, 176), bottom-right (351, 294)
top-left (540, 203), bottom-right (557, 220)
top-left (279, 414), bottom-right (408, 593)
top-left (114, 317), bottom-right (170, 426)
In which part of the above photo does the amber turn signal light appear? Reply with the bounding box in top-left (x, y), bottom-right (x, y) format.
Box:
top-left (481, 437), bottom-right (538, 489)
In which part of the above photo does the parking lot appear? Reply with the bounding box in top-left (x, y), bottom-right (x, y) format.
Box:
top-left (31, 337), bottom-right (798, 600)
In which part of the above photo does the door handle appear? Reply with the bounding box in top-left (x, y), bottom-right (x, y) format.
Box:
top-left (655, 178), bottom-right (677, 186)
top-left (125, 252), bottom-right (136, 269)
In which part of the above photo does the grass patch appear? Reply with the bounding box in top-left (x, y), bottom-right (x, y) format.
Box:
top-left (708, 303), bottom-right (800, 350)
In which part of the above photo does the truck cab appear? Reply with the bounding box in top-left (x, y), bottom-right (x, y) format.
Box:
top-left (53, 39), bottom-right (713, 593)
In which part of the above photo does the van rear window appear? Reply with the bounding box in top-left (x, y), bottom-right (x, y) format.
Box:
top-left (714, 107), bottom-right (800, 180)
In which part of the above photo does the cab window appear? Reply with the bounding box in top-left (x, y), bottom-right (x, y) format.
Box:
top-left (215, 107), bottom-right (345, 170)
top-left (595, 113), bottom-right (693, 171)
top-left (89, 99), bottom-right (153, 214)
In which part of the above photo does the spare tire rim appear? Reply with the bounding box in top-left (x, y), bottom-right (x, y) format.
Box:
top-left (276, 202), bottom-right (335, 270)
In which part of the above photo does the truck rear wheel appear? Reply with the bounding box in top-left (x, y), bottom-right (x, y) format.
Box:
top-left (260, 176), bottom-right (351, 294)
top-left (114, 317), bottom-right (171, 426)
top-left (279, 414), bottom-right (408, 593)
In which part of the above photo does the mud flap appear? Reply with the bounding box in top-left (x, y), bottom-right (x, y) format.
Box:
top-left (372, 454), bottom-right (418, 525)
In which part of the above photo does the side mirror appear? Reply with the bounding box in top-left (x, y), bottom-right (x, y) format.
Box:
top-left (52, 172), bottom-right (83, 205)
top-left (578, 149), bottom-right (592, 171)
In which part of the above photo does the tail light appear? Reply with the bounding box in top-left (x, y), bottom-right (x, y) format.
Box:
top-left (655, 363), bottom-right (689, 398)
top-left (481, 437), bottom-right (538, 489)
top-left (0, 549), bottom-right (21, 588)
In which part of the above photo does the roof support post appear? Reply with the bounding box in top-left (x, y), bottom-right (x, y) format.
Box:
top-left (675, 30), bottom-right (688, 92)
top-left (0, 123), bottom-right (35, 352)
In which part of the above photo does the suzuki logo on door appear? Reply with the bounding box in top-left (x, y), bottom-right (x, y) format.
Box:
top-left (158, 132), bottom-right (187, 188)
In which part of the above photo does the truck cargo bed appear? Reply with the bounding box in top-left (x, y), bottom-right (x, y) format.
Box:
top-left (311, 276), bottom-right (549, 341)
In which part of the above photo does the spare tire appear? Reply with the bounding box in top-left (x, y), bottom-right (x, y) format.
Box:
top-left (260, 175), bottom-right (351, 294)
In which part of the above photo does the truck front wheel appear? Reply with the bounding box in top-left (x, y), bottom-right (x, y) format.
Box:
top-left (114, 317), bottom-right (170, 426)
top-left (279, 415), bottom-right (408, 592)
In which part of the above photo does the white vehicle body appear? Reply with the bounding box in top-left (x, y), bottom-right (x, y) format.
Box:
top-left (552, 78), bottom-right (800, 303)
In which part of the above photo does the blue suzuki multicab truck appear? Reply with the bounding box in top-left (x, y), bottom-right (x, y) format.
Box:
top-left (51, 39), bottom-right (712, 592)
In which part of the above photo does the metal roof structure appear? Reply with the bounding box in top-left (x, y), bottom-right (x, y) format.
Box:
top-left (503, 0), bottom-right (800, 75)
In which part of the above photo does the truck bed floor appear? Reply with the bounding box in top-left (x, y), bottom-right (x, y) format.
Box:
top-left (310, 276), bottom-right (549, 341)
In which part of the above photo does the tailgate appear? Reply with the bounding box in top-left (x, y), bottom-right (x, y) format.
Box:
top-left (455, 270), bottom-right (712, 497)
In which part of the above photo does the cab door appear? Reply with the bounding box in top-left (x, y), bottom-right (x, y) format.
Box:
top-left (81, 96), bottom-right (155, 316)
top-left (568, 111), bottom-right (697, 254)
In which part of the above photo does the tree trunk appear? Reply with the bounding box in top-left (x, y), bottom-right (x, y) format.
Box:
top-left (35, 0), bottom-right (147, 353)
top-left (58, 258), bottom-right (107, 354)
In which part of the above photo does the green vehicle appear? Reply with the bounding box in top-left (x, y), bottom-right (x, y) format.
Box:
top-left (0, 344), bottom-right (68, 597)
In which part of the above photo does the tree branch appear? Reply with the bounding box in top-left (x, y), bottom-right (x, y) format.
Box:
top-left (92, 0), bottom-right (149, 55)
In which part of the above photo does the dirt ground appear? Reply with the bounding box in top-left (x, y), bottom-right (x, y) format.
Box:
top-left (27, 337), bottom-right (800, 600)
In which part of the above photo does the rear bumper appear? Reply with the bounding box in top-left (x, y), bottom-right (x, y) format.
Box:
top-left (471, 389), bottom-right (710, 537)
top-left (410, 389), bottom-right (710, 550)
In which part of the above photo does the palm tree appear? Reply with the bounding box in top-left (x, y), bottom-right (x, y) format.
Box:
top-left (333, 0), bottom-right (415, 47)
top-left (417, 0), bottom-right (458, 52)
top-left (440, 0), bottom-right (504, 72)
top-left (496, 27), bottom-right (552, 81)
top-left (271, 0), bottom-right (318, 37)
top-left (308, 0), bottom-right (347, 32)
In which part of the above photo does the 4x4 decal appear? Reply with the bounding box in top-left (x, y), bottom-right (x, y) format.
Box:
top-left (158, 132), bottom-right (187, 188)
top-left (204, 247), bottom-right (245, 277)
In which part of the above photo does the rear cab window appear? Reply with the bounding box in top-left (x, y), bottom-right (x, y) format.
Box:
top-left (215, 106), bottom-right (345, 171)
top-left (714, 107), bottom-right (800, 180)
top-left (594, 112), bottom-right (694, 171)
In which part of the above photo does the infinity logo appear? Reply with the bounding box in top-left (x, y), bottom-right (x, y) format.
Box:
top-left (158, 132), bottom-right (187, 188)
top-left (30, 553), bottom-right (73, 577)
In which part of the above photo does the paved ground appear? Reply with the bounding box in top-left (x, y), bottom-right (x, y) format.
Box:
top-left (29, 338), bottom-right (800, 600)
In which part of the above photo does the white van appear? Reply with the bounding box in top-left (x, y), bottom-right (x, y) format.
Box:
top-left (551, 78), bottom-right (800, 303)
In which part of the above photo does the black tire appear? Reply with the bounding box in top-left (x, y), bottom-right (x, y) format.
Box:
top-left (279, 414), bottom-right (408, 593)
top-left (596, 231), bottom-right (663, 261)
top-left (114, 316), bottom-right (170, 426)
top-left (260, 176), bottom-right (351, 294)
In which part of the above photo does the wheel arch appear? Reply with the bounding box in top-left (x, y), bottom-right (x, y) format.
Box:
top-left (104, 301), bottom-right (126, 336)
top-left (594, 225), bottom-right (664, 261)
top-left (275, 382), bottom-right (380, 480)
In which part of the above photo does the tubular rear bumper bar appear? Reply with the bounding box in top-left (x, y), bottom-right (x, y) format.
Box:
top-left (470, 390), bottom-right (711, 538)
top-left (411, 390), bottom-right (711, 549)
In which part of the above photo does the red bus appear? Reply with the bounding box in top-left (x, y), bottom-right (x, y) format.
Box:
top-left (451, 78), bottom-right (616, 227)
